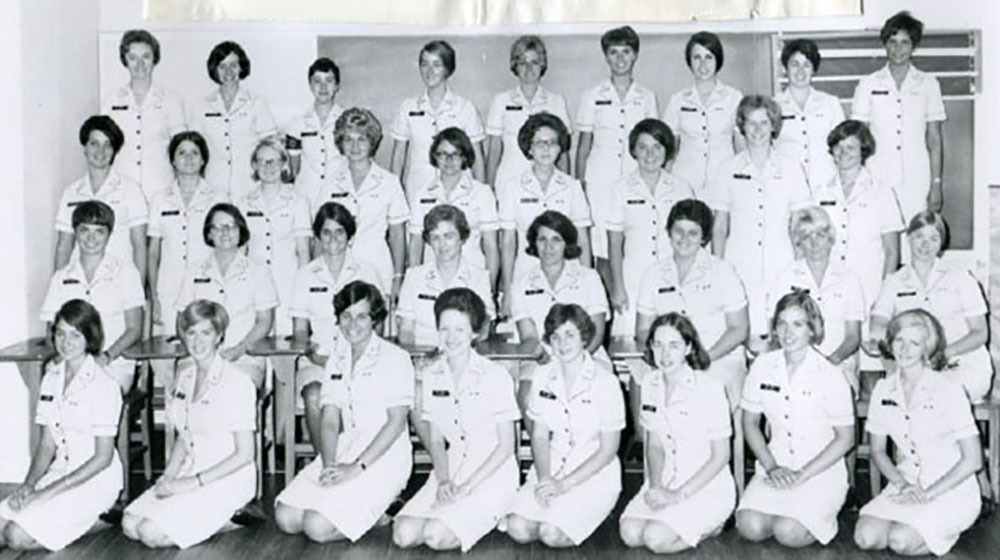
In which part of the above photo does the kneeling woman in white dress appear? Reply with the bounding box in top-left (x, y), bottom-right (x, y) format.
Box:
top-left (393, 287), bottom-right (520, 552)
top-left (123, 300), bottom-right (257, 548)
top-left (276, 280), bottom-right (414, 543)
top-left (0, 300), bottom-right (122, 551)
top-left (620, 312), bottom-right (735, 553)
top-left (736, 290), bottom-right (855, 547)
top-left (505, 303), bottom-right (626, 547)
top-left (854, 309), bottom-right (982, 556)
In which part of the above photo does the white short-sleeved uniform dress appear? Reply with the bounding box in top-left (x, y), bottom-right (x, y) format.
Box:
top-left (662, 82), bottom-right (742, 196)
top-left (774, 87), bottom-right (845, 190)
top-left (283, 104), bottom-right (345, 208)
top-left (235, 185), bottom-right (312, 335)
top-left (871, 259), bottom-right (993, 402)
top-left (508, 353), bottom-right (625, 544)
top-left (397, 352), bottom-right (521, 552)
top-left (124, 356), bottom-right (257, 548)
top-left (768, 259), bottom-right (866, 392)
top-left (408, 173), bottom-right (499, 271)
top-left (389, 88), bottom-right (485, 199)
top-left (811, 166), bottom-right (905, 309)
top-left (147, 179), bottom-right (228, 332)
top-left (0, 356), bottom-right (122, 551)
top-left (53, 171), bottom-right (149, 267)
top-left (174, 252), bottom-right (279, 368)
top-left (575, 80), bottom-right (658, 258)
top-left (39, 254), bottom-right (146, 387)
top-left (621, 362), bottom-right (736, 548)
top-left (497, 168), bottom-right (592, 274)
top-left (397, 260), bottom-right (495, 347)
top-left (705, 150), bottom-right (812, 334)
top-left (859, 371), bottom-right (981, 556)
top-left (276, 335), bottom-right (415, 541)
top-left (288, 252), bottom-right (382, 390)
top-left (737, 347), bottom-right (855, 544)
top-left (189, 88), bottom-right (278, 200)
top-left (314, 163), bottom-right (410, 293)
top-left (604, 170), bottom-right (695, 336)
top-left (486, 86), bottom-right (571, 189)
top-left (634, 249), bottom-right (748, 406)
top-left (103, 83), bottom-right (187, 201)
top-left (851, 65), bottom-right (946, 222)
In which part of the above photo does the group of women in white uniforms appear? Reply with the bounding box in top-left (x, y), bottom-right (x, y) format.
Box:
top-left (0, 9), bottom-right (993, 557)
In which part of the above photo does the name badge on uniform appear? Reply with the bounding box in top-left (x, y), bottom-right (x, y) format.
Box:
top-left (67, 201), bottom-right (83, 207)
top-left (330, 192), bottom-right (349, 198)
top-left (680, 106), bottom-right (697, 112)
top-left (538, 390), bottom-right (557, 400)
top-left (246, 211), bottom-right (264, 217)
top-left (657, 286), bottom-right (676, 294)
top-left (520, 197), bottom-right (539, 203)
top-left (40, 394), bottom-right (54, 402)
top-left (419, 198), bottom-right (437, 204)
top-left (300, 131), bottom-right (318, 137)
top-left (417, 293), bottom-right (437, 301)
top-left (193, 278), bottom-right (211, 284)
top-left (641, 404), bottom-right (657, 412)
top-left (791, 286), bottom-right (810, 294)
top-left (309, 286), bottom-right (328, 293)
top-left (173, 390), bottom-right (186, 400)
top-left (506, 105), bottom-right (523, 111)
top-left (760, 383), bottom-right (781, 392)
top-left (872, 90), bottom-right (890, 96)
top-left (161, 210), bottom-right (181, 216)
top-left (525, 288), bottom-right (544, 296)
top-left (284, 136), bottom-right (303, 152)
top-left (205, 112), bottom-right (222, 117)
top-left (595, 100), bottom-right (612, 106)
top-left (408, 110), bottom-right (426, 117)
top-left (897, 291), bottom-right (917, 297)
top-left (63, 278), bottom-right (80, 285)
top-left (781, 114), bottom-right (796, 120)
top-left (733, 173), bottom-right (752, 180)
top-left (881, 398), bottom-right (899, 407)
top-left (626, 199), bottom-right (645, 205)
top-left (329, 373), bottom-right (343, 380)
top-left (111, 105), bottom-right (128, 111)
top-left (819, 200), bottom-right (837, 207)
top-left (431, 389), bottom-right (450, 397)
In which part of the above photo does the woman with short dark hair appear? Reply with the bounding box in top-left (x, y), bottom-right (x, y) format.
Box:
top-left (190, 40), bottom-right (277, 200)
top-left (0, 300), bottom-right (122, 551)
top-left (284, 57), bottom-right (345, 205)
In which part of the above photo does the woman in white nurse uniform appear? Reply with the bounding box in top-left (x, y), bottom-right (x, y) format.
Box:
top-left (235, 137), bottom-right (311, 336)
top-left (662, 31), bottom-right (742, 196)
top-left (706, 95), bottom-right (812, 343)
top-left (284, 57), bottom-right (345, 207)
top-left (190, 41), bottom-right (277, 200)
top-left (774, 38), bottom-right (844, 189)
top-left (277, 281), bottom-right (414, 543)
top-left (389, 40), bottom-right (486, 199)
top-left (505, 304), bottom-right (625, 548)
top-left (103, 29), bottom-right (186, 201)
top-left (865, 211), bottom-right (993, 403)
top-left (485, 35), bottom-right (571, 188)
top-left (123, 300), bottom-right (257, 549)
top-left (0, 301), bottom-right (122, 551)
top-left (851, 11), bottom-right (946, 221)
top-left (854, 309), bottom-right (982, 556)
top-left (148, 131), bottom-right (227, 334)
top-left (619, 313), bottom-right (735, 553)
top-left (736, 290), bottom-right (855, 548)
top-left (394, 288), bottom-right (520, 552)
top-left (606, 118), bottom-right (694, 338)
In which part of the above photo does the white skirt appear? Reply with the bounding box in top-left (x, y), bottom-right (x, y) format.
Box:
top-left (508, 458), bottom-right (621, 545)
top-left (124, 461), bottom-right (255, 549)
top-left (621, 468), bottom-right (735, 548)
top-left (397, 457), bottom-right (519, 552)
top-left (0, 456), bottom-right (122, 551)
top-left (859, 475), bottom-right (979, 556)
top-left (737, 460), bottom-right (848, 545)
top-left (275, 436), bottom-right (412, 541)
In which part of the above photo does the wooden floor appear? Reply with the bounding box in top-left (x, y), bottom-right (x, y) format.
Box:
top-left (1, 473), bottom-right (998, 559)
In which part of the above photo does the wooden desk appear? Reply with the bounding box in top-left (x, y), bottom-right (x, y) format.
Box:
top-left (0, 337), bottom-right (55, 451)
top-left (122, 335), bottom-right (188, 362)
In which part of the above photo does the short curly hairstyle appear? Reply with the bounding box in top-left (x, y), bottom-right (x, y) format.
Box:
top-left (525, 210), bottom-right (582, 260)
top-left (119, 29), bottom-right (161, 67)
top-left (543, 303), bottom-right (596, 347)
top-left (780, 38), bottom-right (821, 72)
top-left (736, 95), bottom-right (783, 139)
top-left (206, 41), bottom-right (251, 84)
top-left (827, 120), bottom-right (876, 164)
top-left (434, 287), bottom-right (488, 333)
top-left (880, 11), bottom-right (924, 48)
top-left (334, 280), bottom-right (388, 325)
top-left (334, 107), bottom-right (382, 158)
top-left (517, 112), bottom-right (571, 159)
